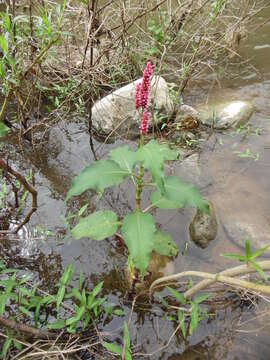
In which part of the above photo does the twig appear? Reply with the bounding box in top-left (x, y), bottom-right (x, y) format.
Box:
top-left (149, 261), bottom-right (270, 298)
top-left (0, 316), bottom-right (55, 340)
top-left (0, 158), bottom-right (37, 233)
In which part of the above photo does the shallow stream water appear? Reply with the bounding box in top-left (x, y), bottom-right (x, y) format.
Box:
top-left (1, 4), bottom-right (270, 359)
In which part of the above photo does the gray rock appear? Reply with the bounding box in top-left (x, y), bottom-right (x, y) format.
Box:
top-left (222, 218), bottom-right (270, 254)
top-left (198, 100), bottom-right (254, 129)
top-left (189, 201), bottom-right (218, 248)
top-left (173, 153), bottom-right (213, 190)
top-left (91, 76), bottom-right (173, 139)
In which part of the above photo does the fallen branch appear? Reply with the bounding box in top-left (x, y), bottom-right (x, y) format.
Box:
top-left (149, 261), bottom-right (270, 298)
top-left (0, 158), bottom-right (37, 233)
top-left (0, 316), bottom-right (55, 340)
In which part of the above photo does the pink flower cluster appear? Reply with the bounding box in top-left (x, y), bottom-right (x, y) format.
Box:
top-left (135, 61), bottom-right (154, 135)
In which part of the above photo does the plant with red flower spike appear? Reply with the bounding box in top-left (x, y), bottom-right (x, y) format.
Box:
top-left (67, 62), bottom-right (209, 283)
top-left (135, 61), bottom-right (154, 135)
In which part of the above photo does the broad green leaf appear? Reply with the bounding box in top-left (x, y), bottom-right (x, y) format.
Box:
top-left (153, 231), bottom-right (178, 257)
top-left (151, 189), bottom-right (180, 209)
top-left (154, 176), bottom-right (209, 212)
top-left (167, 287), bottom-right (186, 305)
top-left (249, 259), bottom-right (268, 280)
top-left (66, 160), bottom-right (129, 200)
top-left (137, 140), bottom-right (178, 193)
top-left (71, 211), bottom-right (119, 240)
top-left (109, 146), bottom-right (137, 173)
top-left (103, 342), bottom-right (122, 355)
top-left (0, 122), bottom-right (9, 138)
top-left (177, 309), bottom-right (186, 338)
top-left (122, 211), bottom-right (156, 277)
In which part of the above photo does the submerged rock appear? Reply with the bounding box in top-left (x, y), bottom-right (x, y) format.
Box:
top-left (198, 100), bottom-right (254, 129)
top-left (172, 153), bottom-right (213, 190)
top-left (91, 76), bottom-right (173, 139)
top-left (174, 104), bottom-right (201, 130)
top-left (189, 201), bottom-right (218, 248)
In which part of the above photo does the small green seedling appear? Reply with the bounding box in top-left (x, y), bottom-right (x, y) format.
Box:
top-left (222, 239), bottom-right (269, 280)
top-left (162, 287), bottom-right (210, 338)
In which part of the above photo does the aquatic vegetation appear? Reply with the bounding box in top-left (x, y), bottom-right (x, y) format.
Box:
top-left (67, 62), bottom-right (208, 280)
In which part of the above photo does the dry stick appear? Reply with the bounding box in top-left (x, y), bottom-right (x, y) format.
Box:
top-left (0, 316), bottom-right (55, 340)
top-left (149, 261), bottom-right (270, 298)
top-left (0, 158), bottom-right (37, 233)
top-left (184, 260), bottom-right (270, 299)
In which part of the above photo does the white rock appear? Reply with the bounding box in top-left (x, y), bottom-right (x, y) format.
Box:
top-left (91, 76), bottom-right (173, 139)
top-left (198, 100), bottom-right (254, 129)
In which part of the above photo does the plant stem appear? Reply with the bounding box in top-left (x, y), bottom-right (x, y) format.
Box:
top-left (135, 135), bottom-right (144, 210)
top-left (0, 88), bottom-right (10, 122)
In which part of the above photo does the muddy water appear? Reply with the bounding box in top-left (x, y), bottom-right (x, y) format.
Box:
top-left (2, 5), bottom-right (270, 360)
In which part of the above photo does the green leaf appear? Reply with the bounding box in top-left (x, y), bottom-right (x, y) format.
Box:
top-left (167, 287), bottom-right (186, 305)
top-left (0, 122), bottom-right (9, 138)
top-left (245, 239), bottom-right (251, 259)
top-left (60, 263), bottom-right (74, 285)
top-left (109, 146), bottom-right (137, 173)
top-left (92, 281), bottom-right (103, 297)
top-left (193, 293), bottom-right (210, 304)
top-left (153, 176), bottom-right (209, 212)
top-left (137, 140), bottom-right (178, 193)
top-left (122, 211), bottom-right (156, 277)
top-left (0, 34), bottom-right (8, 54)
top-left (177, 309), bottom-right (186, 338)
top-left (66, 160), bottom-right (129, 200)
top-left (1, 337), bottom-right (12, 359)
top-left (71, 211), bottom-right (119, 240)
top-left (153, 231), bottom-right (178, 257)
top-left (14, 340), bottom-right (22, 351)
top-left (114, 308), bottom-right (125, 316)
top-left (19, 306), bottom-right (33, 318)
top-left (103, 342), bottom-right (122, 355)
top-left (78, 204), bottom-right (88, 217)
top-left (124, 322), bottom-right (132, 360)
top-left (249, 259), bottom-right (268, 280)
top-left (48, 320), bottom-right (66, 330)
top-left (189, 302), bottom-right (198, 336)
top-left (151, 189), bottom-right (180, 209)
top-left (221, 253), bottom-right (246, 262)
top-left (56, 285), bottom-right (65, 310)
top-left (250, 245), bottom-right (270, 260)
